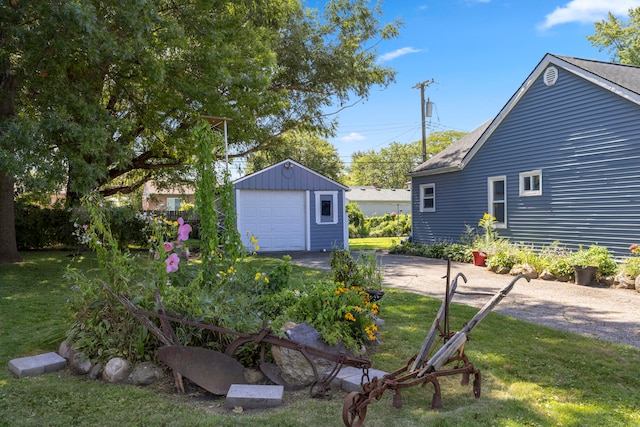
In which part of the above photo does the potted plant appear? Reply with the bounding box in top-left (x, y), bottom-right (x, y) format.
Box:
top-left (472, 213), bottom-right (498, 266)
top-left (568, 245), bottom-right (617, 286)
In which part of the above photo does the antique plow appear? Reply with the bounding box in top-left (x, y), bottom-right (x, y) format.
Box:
top-left (103, 283), bottom-right (371, 397)
top-left (342, 268), bottom-right (530, 427)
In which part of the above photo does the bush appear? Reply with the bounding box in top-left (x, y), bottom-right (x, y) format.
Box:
top-left (569, 245), bottom-right (618, 277)
top-left (621, 257), bottom-right (640, 279)
top-left (15, 201), bottom-right (76, 249)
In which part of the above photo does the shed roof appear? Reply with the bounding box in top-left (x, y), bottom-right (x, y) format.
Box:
top-left (410, 53), bottom-right (640, 177)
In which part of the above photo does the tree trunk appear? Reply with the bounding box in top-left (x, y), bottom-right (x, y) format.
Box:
top-left (0, 171), bottom-right (21, 264)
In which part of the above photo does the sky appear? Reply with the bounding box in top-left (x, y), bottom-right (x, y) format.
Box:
top-left (317, 0), bottom-right (640, 168)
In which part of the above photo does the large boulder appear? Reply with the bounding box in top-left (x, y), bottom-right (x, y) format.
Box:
top-left (510, 264), bottom-right (538, 279)
top-left (271, 323), bottom-right (351, 388)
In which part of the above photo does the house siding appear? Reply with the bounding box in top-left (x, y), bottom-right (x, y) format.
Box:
top-left (413, 66), bottom-right (640, 257)
top-left (309, 191), bottom-right (347, 251)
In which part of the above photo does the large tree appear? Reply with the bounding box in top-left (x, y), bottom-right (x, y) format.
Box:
top-left (244, 130), bottom-right (344, 182)
top-left (0, 0), bottom-right (399, 263)
top-left (346, 130), bottom-right (466, 188)
top-left (588, 8), bottom-right (640, 64)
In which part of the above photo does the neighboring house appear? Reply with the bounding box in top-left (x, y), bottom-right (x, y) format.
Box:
top-left (233, 158), bottom-right (349, 252)
top-left (409, 53), bottom-right (640, 258)
top-left (142, 181), bottom-right (196, 211)
top-left (346, 186), bottom-right (411, 217)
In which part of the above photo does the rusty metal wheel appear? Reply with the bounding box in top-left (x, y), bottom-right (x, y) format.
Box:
top-left (342, 391), bottom-right (367, 427)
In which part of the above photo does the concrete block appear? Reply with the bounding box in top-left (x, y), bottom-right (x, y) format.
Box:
top-left (8, 352), bottom-right (67, 378)
top-left (225, 384), bottom-right (284, 409)
top-left (341, 368), bottom-right (388, 393)
top-left (330, 366), bottom-right (364, 388)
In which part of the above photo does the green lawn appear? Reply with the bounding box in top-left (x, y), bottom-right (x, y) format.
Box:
top-left (349, 236), bottom-right (403, 250)
top-left (1, 252), bottom-right (639, 426)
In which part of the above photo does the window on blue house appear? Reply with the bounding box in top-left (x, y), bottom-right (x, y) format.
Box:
top-left (419, 184), bottom-right (435, 212)
top-left (315, 191), bottom-right (338, 224)
top-left (488, 176), bottom-right (506, 227)
top-left (519, 170), bottom-right (542, 196)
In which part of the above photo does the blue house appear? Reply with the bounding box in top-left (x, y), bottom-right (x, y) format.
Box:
top-left (409, 53), bottom-right (640, 258)
top-left (234, 158), bottom-right (349, 252)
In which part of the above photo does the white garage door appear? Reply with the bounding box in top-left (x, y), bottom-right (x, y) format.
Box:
top-left (237, 190), bottom-right (306, 251)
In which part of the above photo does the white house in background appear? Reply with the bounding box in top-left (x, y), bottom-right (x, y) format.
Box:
top-left (346, 186), bottom-right (411, 217)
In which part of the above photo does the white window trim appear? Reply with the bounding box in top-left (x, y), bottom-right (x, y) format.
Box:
top-left (488, 176), bottom-right (507, 228)
top-left (419, 183), bottom-right (436, 213)
top-left (519, 169), bottom-right (542, 197)
top-left (315, 191), bottom-right (338, 225)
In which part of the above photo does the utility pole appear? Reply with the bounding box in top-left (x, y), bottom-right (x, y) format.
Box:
top-left (413, 79), bottom-right (435, 162)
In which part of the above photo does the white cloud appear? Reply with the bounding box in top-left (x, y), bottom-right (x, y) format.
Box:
top-left (340, 132), bottom-right (366, 142)
top-left (539, 0), bottom-right (640, 30)
top-left (377, 47), bottom-right (422, 63)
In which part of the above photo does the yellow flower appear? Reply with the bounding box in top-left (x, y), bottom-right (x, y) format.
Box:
top-left (254, 272), bottom-right (262, 281)
top-left (371, 303), bottom-right (380, 315)
top-left (254, 245), bottom-right (260, 251)
top-left (250, 236), bottom-right (258, 244)
top-left (344, 312), bottom-right (356, 322)
top-left (264, 277), bottom-right (269, 283)
top-left (354, 306), bottom-right (362, 312)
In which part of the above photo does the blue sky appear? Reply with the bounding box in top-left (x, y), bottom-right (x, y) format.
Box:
top-left (324, 0), bottom-right (640, 167)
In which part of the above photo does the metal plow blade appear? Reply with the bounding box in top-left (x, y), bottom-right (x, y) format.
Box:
top-left (158, 346), bottom-right (246, 395)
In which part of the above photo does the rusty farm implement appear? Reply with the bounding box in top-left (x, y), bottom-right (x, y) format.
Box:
top-left (342, 265), bottom-right (530, 427)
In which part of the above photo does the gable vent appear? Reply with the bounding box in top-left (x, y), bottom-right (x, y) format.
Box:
top-left (543, 66), bottom-right (558, 86)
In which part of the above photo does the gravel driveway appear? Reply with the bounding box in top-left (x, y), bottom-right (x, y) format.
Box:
top-left (270, 251), bottom-right (640, 349)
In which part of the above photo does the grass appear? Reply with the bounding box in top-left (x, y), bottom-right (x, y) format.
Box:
top-left (349, 237), bottom-right (402, 250)
top-left (1, 252), bottom-right (640, 426)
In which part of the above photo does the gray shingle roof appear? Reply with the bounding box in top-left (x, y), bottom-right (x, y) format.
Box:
top-left (558, 55), bottom-right (640, 95)
top-left (409, 53), bottom-right (640, 177)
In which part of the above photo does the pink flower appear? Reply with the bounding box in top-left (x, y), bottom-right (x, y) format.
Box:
top-left (177, 218), bottom-right (192, 242)
top-left (165, 253), bottom-right (180, 273)
top-left (163, 241), bottom-right (174, 252)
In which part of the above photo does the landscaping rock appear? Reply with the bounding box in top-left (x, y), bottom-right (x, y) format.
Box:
top-left (510, 264), bottom-right (538, 279)
top-left (614, 273), bottom-right (635, 289)
top-left (599, 276), bottom-right (614, 287)
top-left (89, 363), bottom-right (103, 380)
top-left (128, 362), bottom-right (164, 385)
top-left (539, 270), bottom-right (556, 280)
top-left (71, 351), bottom-right (93, 375)
top-left (244, 367), bottom-right (265, 384)
top-left (58, 340), bottom-right (74, 360)
top-left (103, 357), bottom-right (131, 383)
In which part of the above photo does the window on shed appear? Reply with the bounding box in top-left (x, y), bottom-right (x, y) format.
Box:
top-left (488, 176), bottom-right (506, 227)
top-left (315, 191), bottom-right (338, 224)
top-left (519, 170), bottom-right (542, 196)
top-left (167, 198), bottom-right (182, 211)
top-left (419, 184), bottom-right (435, 212)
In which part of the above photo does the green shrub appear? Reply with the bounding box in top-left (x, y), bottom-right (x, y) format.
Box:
top-left (569, 245), bottom-right (618, 277)
top-left (548, 257), bottom-right (574, 278)
top-left (621, 257), bottom-right (640, 279)
top-left (486, 251), bottom-right (518, 272)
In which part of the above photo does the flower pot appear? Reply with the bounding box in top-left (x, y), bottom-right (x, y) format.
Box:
top-left (573, 265), bottom-right (597, 286)
top-left (472, 251), bottom-right (487, 267)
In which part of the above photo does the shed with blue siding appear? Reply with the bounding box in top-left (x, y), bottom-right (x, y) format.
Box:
top-left (234, 159), bottom-right (349, 251)
top-left (409, 53), bottom-right (640, 258)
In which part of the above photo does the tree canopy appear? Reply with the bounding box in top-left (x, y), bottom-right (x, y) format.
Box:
top-left (588, 8), bottom-right (640, 64)
top-left (345, 130), bottom-right (466, 188)
top-left (0, 0), bottom-right (400, 262)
